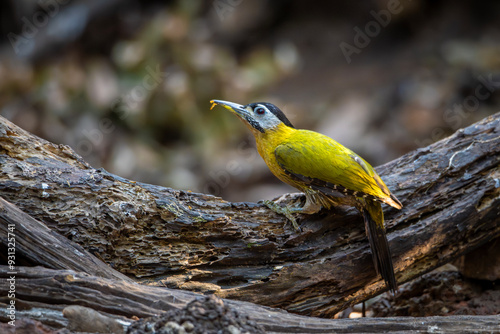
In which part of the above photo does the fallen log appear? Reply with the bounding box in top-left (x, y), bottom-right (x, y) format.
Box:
top-left (0, 266), bottom-right (498, 333)
top-left (0, 113), bottom-right (499, 317)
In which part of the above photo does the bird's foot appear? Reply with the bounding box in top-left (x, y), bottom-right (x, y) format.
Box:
top-left (261, 199), bottom-right (302, 232)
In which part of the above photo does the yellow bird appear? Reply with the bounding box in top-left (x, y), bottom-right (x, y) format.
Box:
top-left (210, 99), bottom-right (402, 292)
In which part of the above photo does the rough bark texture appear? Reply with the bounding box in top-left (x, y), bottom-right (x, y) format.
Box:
top-left (0, 196), bottom-right (131, 282)
top-left (0, 266), bottom-right (498, 333)
top-left (0, 113), bottom-right (499, 318)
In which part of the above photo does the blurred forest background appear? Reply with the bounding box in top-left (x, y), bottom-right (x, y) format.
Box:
top-left (1, 0), bottom-right (499, 203)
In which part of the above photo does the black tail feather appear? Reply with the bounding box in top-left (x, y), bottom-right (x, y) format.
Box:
top-left (362, 200), bottom-right (398, 293)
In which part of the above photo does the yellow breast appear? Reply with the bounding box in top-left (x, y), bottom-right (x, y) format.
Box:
top-left (253, 123), bottom-right (305, 190)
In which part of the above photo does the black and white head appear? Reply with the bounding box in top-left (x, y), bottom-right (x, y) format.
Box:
top-left (211, 100), bottom-right (294, 133)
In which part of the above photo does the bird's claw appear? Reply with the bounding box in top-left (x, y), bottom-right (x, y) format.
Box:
top-left (261, 199), bottom-right (302, 232)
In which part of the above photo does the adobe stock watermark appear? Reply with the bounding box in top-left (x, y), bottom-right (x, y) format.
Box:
top-left (339, 0), bottom-right (406, 64)
top-left (77, 65), bottom-right (168, 156)
top-left (200, 136), bottom-right (257, 196)
top-left (212, 0), bottom-right (244, 21)
top-left (6, 223), bottom-right (17, 326)
top-left (7, 0), bottom-right (70, 56)
top-left (415, 74), bottom-right (500, 147)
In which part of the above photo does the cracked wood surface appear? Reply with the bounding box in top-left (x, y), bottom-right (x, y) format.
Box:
top-left (0, 196), bottom-right (132, 282)
top-left (0, 113), bottom-right (499, 317)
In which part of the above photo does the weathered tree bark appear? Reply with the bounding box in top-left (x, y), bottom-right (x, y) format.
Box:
top-left (0, 113), bottom-right (499, 317)
top-left (1, 266), bottom-right (498, 333)
top-left (0, 196), bottom-right (131, 282)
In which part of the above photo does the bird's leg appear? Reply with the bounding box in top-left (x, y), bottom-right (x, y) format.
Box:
top-left (262, 196), bottom-right (321, 231)
top-left (298, 197), bottom-right (322, 214)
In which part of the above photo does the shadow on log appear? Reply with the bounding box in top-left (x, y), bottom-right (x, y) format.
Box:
top-left (0, 113), bottom-right (499, 318)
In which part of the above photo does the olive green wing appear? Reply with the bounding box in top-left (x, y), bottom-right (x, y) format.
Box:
top-left (274, 130), bottom-right (395, 203)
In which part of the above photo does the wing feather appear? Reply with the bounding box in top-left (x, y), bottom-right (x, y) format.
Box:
top-left (274, 130), bottom-right (393, 201)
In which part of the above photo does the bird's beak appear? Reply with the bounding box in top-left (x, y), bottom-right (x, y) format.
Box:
top-left (210, 99), bottom-right (249, 118)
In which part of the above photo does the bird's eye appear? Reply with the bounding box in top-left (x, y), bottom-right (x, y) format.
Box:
top-left (255, 107), bottom-right (266, 115)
